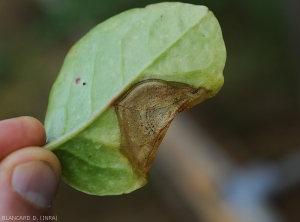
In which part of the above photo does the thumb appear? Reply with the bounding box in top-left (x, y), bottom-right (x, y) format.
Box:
top-left (0, 147), bottom-right (61, 220)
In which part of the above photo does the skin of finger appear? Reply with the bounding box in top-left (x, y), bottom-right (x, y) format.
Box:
top-left (0, 147), bottom-right (61, 218)
top-left (0, 116), bottom-right (46, 161)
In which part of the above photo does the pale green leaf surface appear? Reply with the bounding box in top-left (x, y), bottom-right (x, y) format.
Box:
top-left (44, 2), bottom-right (226, 195)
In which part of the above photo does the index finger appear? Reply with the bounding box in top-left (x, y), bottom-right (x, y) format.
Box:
top-left (0, 116), bottom-right (46, 160)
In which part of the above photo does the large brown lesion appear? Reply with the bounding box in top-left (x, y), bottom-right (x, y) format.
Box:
top-left (114, 79), bottom-right (212, 178)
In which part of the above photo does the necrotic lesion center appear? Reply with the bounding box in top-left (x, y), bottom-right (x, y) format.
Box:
top-left (114, 79), bottom-right (210, 177)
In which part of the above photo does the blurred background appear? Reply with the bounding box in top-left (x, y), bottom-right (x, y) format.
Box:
top-left (1, 0), bottom-right (300, 221)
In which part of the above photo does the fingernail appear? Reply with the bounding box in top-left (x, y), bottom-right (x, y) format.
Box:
top-left (12, 161), bottom-right (59, 208)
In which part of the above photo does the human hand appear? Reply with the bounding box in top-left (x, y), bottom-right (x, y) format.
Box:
top-left (0, 117), bottom-right (61, 220)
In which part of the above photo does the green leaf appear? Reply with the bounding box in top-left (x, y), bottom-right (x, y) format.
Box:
top-left (44, 2), bottom-right (226, 195)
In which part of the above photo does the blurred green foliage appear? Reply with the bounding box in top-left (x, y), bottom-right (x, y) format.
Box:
top-left (0, 44), bottom-right (11, 82)
top-left (0, 0), bottom-right (299, 159)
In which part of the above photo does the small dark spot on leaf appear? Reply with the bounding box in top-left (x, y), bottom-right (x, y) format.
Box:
top-left (75, 77), bottom-right (81, 84)
top-left (89, 155), bottom-right (91, 158)
top-left (161, 15), bottom-right (163, 18)
top-left (83, 82), bottom-right (86, 85)
top-left (192, 89), bottom-right (199, 94)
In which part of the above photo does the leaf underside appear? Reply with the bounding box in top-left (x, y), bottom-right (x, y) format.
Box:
top-left (44, 2), bottom-right (226, 195)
